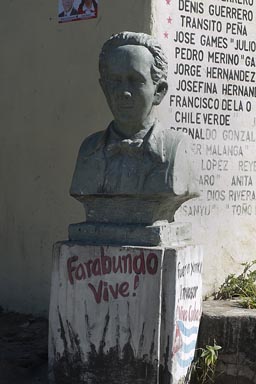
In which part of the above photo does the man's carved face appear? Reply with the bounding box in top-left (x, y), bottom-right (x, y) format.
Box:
top-left (62, 0), bottom-right (74, 12)
top-left (100, 45), bottom-right (157, 131)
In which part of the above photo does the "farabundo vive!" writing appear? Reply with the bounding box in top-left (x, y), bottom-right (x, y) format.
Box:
top-left (67, 247), bottom-right (159, 304)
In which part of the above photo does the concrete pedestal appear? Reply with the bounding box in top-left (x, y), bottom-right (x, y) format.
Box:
top-left (68, 221), bottom-right (192, 246)
top-left (49, 242), bottom-right (202, 384)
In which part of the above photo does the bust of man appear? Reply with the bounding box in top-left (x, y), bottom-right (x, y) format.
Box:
top-left (70, 32), bottom-right (198, 226)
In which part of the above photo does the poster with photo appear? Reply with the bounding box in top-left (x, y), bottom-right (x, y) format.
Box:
top-left (58, 0), bottom-right (98, 23)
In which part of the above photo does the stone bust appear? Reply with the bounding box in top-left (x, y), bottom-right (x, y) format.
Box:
top-left (70, 32), bottom-right (198, 227)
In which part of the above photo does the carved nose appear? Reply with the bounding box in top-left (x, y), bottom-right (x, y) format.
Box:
top-left (123, 91), bottom-right (132, 98)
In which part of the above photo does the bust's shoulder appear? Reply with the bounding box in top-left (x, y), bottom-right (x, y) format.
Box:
top-left (163, 127), bottom-right (187, 143)
top-left (162, 128), bottom-right (191, 157)
top-left (78, 130), bottom-right (107, 156)
top-left (150, 124), bottom-right (188, 158)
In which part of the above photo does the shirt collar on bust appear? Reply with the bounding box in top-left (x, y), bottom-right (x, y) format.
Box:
top-left (83, 120), bottom-right (164, 161)
top-left (105, 120), bottom-right (164, 161)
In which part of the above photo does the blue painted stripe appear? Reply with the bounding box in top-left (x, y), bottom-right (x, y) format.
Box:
top-left (176, 353), bottom-right (194, 368)
top-left (177, 321), bottom-right (199, 337)
top-left (181, 339), bottom-right (197, 354)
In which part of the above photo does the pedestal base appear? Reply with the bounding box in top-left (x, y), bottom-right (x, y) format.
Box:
top-left (68, 221), bottom-right (192, 246)
top-left (49, 242), bottom-right (203, 384)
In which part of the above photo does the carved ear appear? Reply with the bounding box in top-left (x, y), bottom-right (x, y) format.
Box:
top-left (153, 80), bottom-right (168, 105)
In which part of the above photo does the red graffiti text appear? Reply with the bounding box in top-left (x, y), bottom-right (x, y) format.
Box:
top-left (67, 247), bottom-right (159, 285)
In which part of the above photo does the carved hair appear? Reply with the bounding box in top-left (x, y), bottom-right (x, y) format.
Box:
top-left (99, 31), bottom-right (168, 84)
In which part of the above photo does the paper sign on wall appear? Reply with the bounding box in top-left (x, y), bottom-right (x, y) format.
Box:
top-left (58, 0), bottom-right (98, 23)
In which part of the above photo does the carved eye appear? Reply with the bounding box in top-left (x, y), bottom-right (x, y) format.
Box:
top-left (107, 76), bottom-right (122, 84)
top-left (128, 75), bottom-right (145, 85)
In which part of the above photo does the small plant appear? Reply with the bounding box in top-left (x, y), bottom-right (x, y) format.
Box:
top-left (214, 260), bottom-right (256, 309)
top-left (190, 340), bottom-right (222, 384)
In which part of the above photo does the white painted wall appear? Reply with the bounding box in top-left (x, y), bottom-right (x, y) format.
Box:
top-left (152, 0), bottom-right (256, 296)
top-left (0, 0), bottom-right (151, 315)
top-left (1, 0), bottom-right (255, 315)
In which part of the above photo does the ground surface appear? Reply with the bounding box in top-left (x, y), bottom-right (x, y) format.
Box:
top-left (1, 302), bottom-right (255, 383)
top-left (0, 311), bottom-right (48, 384)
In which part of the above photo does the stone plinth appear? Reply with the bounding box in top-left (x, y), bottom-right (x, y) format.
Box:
top-left (49, 242), bottom-right (202, 384)
top-left (79, 195), bottom-right (196, 225)
top-left (69, 221), bottom-right (192, 246)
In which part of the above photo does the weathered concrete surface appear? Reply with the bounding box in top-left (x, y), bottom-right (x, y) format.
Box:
top-left (69, 221), bottom-right (192, 246)
top-left (49, 242), bottom-right (203, 383)
top-left (198, 300), bottom-right (256, 384)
